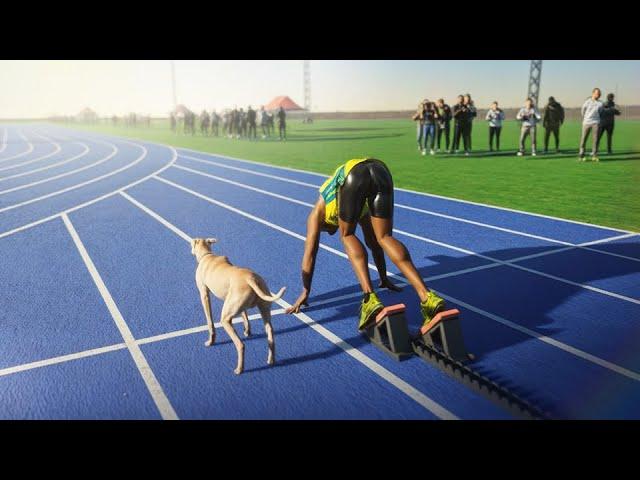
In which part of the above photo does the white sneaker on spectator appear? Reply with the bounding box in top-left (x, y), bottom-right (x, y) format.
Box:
top-left (430, 149), bottom-right (435, 155)
top-left (532, 151), bottom-right (537, 156)
top-left (517, 151), bottom-right (524, 156)
top-left (464, 151), bottom-right (470, 156)
top-left (421, 150), bottom-right (426, 156)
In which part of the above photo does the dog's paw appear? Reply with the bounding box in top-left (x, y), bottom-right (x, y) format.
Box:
top-left (267, 356), bottom-right (275, 366)
top-left (204, 337), bottom-right (215, 347)
top-left (243, 330), bottom-right (251, 338)
top-left (234, 367), bottom-right (244, 375)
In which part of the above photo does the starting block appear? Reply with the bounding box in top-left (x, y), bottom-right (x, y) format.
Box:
top-left (364, 304), bottom-right (413, 361)
top-left (416, 309), bottom-right (471, 363)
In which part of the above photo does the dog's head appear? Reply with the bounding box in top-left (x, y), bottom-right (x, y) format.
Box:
top-left (190, 237), bottom-right (217, 257)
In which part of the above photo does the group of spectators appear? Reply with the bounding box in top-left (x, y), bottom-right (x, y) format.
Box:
top-left (413, 89), bottom-right (621, 160)
top-left (170, 106), bottom-right (288, 141)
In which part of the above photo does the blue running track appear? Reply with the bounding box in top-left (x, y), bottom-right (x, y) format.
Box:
top-left (0, 124), bottom-right (638, 420)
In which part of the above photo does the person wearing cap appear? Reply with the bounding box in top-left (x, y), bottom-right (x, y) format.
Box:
top-left (285, 158), bottom-right (447, 332)
top-left (579, 88), bottom-right (604, 161)
top-left (597, 93), bottom-right (621, 154)
top-left (543, 96), bottom-right (565, 153)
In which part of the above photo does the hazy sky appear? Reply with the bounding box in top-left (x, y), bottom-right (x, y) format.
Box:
top-left (0, 60), bottom-right (638, 118)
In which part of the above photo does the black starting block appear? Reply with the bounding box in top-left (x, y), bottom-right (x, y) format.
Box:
top-left (364, 304), bottom-right (413, 361)
top-left (414, 309), bottom-right (472, 363)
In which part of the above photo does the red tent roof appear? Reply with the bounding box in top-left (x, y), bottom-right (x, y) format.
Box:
top-left (264, 96), bottom-right (304, 111)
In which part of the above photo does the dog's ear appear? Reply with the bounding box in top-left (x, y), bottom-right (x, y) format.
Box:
top-left (205, 238), bottom-right (217, 246)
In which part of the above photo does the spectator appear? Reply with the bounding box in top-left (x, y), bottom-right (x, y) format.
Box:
top-left (516, 98), bottom-right (542, 156)
top-left (422, 101), bottom-right (437, 155)
top-left (461, 94), bottom-right (476, 155)
top-left (247, 106), bottom-right (257, 139)
top-left (268, 112), bottom-right (275, 137)
top-left (579, 88), bottom-right (604, 161)
top-left (435, 98), bottom-right (452, 153)
top-left (277, 106), bottom-right (287, 140)
top-left (260, 106), bottom-right (269, 138)
top-left (543, 96), bottom-right (565, 153)
top-left (170, 112), bottom-right (176, 133)
top-left (451, 95), bottom-right (465, 153)
top-left (200, 110), bottom-right (210, 136)
top-left (211, 110), bottom-right (219, 137)
top-left (412, 101), bottom-right (426, 154)
top-left (485, 101), bottom-right (505, 152)
top-left (231, 107), bottom-right (239, 138)
top-left (598, 93), bottom-right (621, 155)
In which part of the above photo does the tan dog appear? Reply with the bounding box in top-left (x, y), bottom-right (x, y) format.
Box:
top-left (191, 238), bottom-right (286, 375)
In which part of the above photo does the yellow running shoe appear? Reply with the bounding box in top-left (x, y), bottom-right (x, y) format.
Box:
top-left (358, 292), bottom-right (384, 331)
top-left (420, 290), bottom-right (446, 330)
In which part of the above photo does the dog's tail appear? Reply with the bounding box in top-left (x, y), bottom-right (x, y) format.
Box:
top-left (247, 277), bottom-right (286, 302)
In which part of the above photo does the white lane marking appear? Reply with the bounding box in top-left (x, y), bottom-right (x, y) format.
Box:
top-left (0, 309), bottom-right (285, 379)
top-left (0, 141), bottom-right (147, 214)
top-left (170, 164), bottom-right (640, 305)
top-left (0, 140), bottom-right (176, 240)
top-left (121, 189), bottom-right (458, 420)
top-left (62, 213), bottom-right (178, 420)
top-left (0, 344), bottom-right (127, 377)
top-left (177, 154), bottom-right (639, 260)
top-left (120, 191), bottom-right (192, 242)
top-left (154, 176), bottom-right (640, 383)
top-left (175, 146), bottom-right (636, 234)
top-left (0, 130), bottom-right (35, 164)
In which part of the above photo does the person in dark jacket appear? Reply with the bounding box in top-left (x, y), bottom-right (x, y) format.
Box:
top-left (543, 96), bottom-right (565, 153)
top-left (435, 98), bottom-right (452, 152)
top-left (597, 93), bottom-right (621, 154)
top-left (210, 110), bottom-right (219, 137)
top-left (277, 107), bottom-right (287, 140)
top-left (247, 106), bottom-right (257, 139)
top-left (170, 112), bottom-right (177, 133)
top-left (200, 110), bottom-right (210, 136)
top-left (450, 95), bottom-right (465, 153)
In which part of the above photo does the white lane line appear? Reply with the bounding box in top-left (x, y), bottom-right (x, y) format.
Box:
top-left (170, 164), bottom-right (640, 305)
top-left (0, 131), bottom-right (36, 165)
top-left (0, 133), bottom-right (103, 182)
top-left (0, 309), bottom-right (285, 379)
top-left (121, 189), bottom-right (457, 420)
top-left (154, 176), bottom-right (640, 383)
top-left (177, 154), bottom-right (639, 261)
top-left (0, 144), bottom-right (98, 195)
top-left (0, 344), bottom-right (127, 377)
top-left (62, 213), bottom-right (178, 420)
top-left (120, 191), bottom-right (192, 242)
top-left (0, 140), bottom-right (176, 240)
top-left (175, 146), bottom-right (636, 235)
top-left (0, 132), bottom-right (62, 174)
top-left (0, 141), bottom-right (147, 214)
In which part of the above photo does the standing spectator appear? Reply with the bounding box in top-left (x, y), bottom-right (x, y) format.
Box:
top-left (422, 101), bottom-right (437, 155)
top-left (222, 111), bottom-right (229, 137)
top-left (516, 98), bottom-right (542, 156)
top-left (277, 106), bottom-right (287, 140)
top-left (247, 106), bottom-right (257, 139)
top-left (170, 112), bottom-right (176, 133)
top-left (485, 101), bottom-right (505, 152)
top-left (579, 88), bottom-right (604, 161)
top-left (200, 110), bottom-right (210, 136)
top-left (451, 95), bottom-right (465, 153)
top-left (211, 110), bottom-right (219, 137)
top-left (461, 94), bottom-right (476, 155)
top-left (543, 96), bottom-right (565, 153)
top-left (412, 101), bottom-right (426, 154)
top-left (260, 106), bottom-right (270, 138)
top-left (268, 112), bottom-right (275, 137)
top-left (597, 93), bottom-right (621, 155)
top-left (230, 107), bottom-right (239, 138)
top-left (435, 98), bottom-right (451, 153)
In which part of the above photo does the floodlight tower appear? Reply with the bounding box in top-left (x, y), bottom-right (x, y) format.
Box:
top-left (527, 60), bottom-right (543, 105)
top-left (303, 60), bottom-right (311, 113)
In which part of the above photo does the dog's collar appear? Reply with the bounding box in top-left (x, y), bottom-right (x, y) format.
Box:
top-left (197, 252), bottom-right (214, 264)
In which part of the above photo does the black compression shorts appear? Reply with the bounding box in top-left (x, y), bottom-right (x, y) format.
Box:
top-left (338, 159), bottom-right (394, 224)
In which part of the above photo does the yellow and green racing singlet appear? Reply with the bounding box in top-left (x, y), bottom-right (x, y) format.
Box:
top-left (319, 158), bottom-right (370, 226)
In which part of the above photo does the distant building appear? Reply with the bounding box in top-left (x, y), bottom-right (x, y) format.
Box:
top-left (76, 107), bottom-right (98, 123)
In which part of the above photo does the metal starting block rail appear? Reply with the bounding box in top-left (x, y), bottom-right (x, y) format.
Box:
top-left (364, 303), bottom-right (549, 420)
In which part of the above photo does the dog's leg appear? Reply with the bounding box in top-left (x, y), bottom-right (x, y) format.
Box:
top-left (199, 285), bottom-right (215, 347)
top-left (221, 299), bottom-right (245, 375)
top-left (241, 311), bottom-right (251, 337)
top-left (258, 302), bottom-right (275, 366)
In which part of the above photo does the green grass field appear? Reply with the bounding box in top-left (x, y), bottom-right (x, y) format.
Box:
top-left (67, 118), bottom-right (640, 231)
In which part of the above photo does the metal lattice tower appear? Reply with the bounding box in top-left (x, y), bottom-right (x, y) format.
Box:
top-left (527, 60), bottom-right (543, 105)
top-left (303, 60), bottom-right (311, 112)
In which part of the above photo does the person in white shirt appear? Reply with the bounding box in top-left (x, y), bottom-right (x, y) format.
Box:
top-left (485, 101), bottom-right (505, 152)
top-left (579, 87), bottom-right (604, 161)
top-left (516, 98), bottom-right (542, 156)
